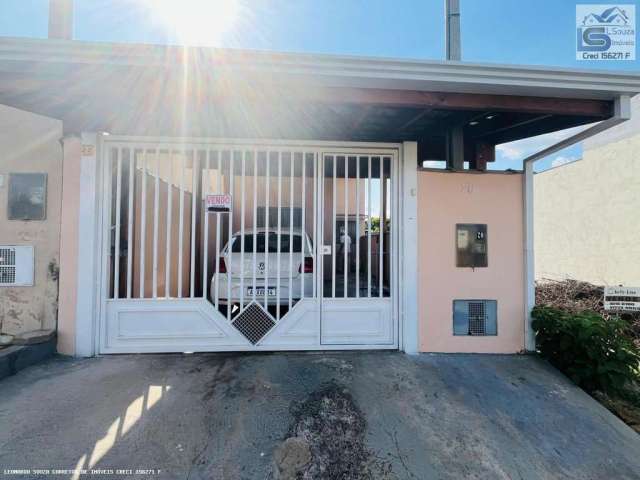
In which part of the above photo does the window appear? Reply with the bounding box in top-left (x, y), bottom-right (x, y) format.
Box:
top-left (230, 233), bottom-right (304, 253)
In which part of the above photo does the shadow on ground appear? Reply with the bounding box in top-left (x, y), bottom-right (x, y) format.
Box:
top-left (1, 352), bottom-right (639, 479)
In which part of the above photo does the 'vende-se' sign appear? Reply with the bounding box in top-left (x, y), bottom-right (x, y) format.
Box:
top-left (206, 194), bottom-right (232, 212)
top-left (604, 286), bottom-right (640, 312)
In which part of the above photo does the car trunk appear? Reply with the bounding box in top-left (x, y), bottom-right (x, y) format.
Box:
top-left (226, 252), bottom-right (304, 280)
top-left (225, 232), bottom-right (309, 279)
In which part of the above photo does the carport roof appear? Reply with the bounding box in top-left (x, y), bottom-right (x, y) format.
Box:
top-left (0, 37), bottom-right (639, 144)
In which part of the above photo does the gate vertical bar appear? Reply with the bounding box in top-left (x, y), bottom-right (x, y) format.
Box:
top-left (344, 156), bottom-right (348, 298)
top-left (227, 150), bottom-right (234, 322)
top-left (387, 153), bottom-right (399, 303)
top-left (264, 151), bottom-right (270, 309)
top-left (355, 156), bottom-right (360, 298)
top-left (301, 152), bottom-right (306, 300)
top-left (214, 151), bottom-right (222, 308)
top-left (202, 150), bottom-right (211, 299)
top-left (103, 141), bottom-right (113, 303)
top-left (177, 153), bottom-right (185, 298)
top-left (289, 152), bottom-right (294, 310)
top-left (379, 157), bottom-right (384, 298)
top-left (332, 156), bottom-right (337, 298)
top-left (165, 151), bottom-right (173, 297)
top-left (190, 151), bottom-right (198, 298)
top-left (152, 149), bottom-right (160, 298)
top-left (252, 149), bottom-right (258, 302)
top-left (113, 147), bottom-right (122, 299)
top-left (367, 156), bottom-right (372, 298)
top-left (126, 149), bottom-right (134, 298)
top-left (313, 152), bottom-right (317, 298)
top-left (240, 151), bottom-right (246, 310)
top-left (276, 151), bottom-right (282, 321)
top-left (139, 150), bottom-right (147, 298)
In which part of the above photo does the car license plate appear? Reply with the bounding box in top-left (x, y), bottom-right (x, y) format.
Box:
top-left (247, 287), bottom-right (276, 296)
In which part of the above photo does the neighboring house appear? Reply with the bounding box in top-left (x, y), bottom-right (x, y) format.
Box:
top-left (0, 105), bottom-right (63, 337)
top-left (535, 95), bottom-right (640, 287)
top-left (0, 23), bottom-right (638, 356)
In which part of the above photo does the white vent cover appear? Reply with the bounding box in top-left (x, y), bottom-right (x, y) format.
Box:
top-left (0, 246), bottom-right (34, 286)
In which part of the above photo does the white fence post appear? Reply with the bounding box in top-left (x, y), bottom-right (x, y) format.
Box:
top-left (401, 142), bottom-right (419, 354)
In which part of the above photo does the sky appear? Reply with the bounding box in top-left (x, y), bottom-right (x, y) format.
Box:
top-left (0, 0), bottom-right (638, 171)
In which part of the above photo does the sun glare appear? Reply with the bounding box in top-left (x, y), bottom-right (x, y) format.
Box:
top-left (147, 0), bottom-right (240, 46)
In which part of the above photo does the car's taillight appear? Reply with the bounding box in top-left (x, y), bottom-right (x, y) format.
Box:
top-left (218, 258), bottom-right (227, 274)
top-left (299, 257), bottom-right (314, 274)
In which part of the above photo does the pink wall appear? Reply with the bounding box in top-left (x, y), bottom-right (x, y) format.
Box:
top-left (57, 137), bottom-right (81, 355)
top-left (417, 170), bottom-right (525, 353)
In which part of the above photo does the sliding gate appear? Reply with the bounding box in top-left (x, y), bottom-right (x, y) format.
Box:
top-left (99, 139), bottom-right (398, 353)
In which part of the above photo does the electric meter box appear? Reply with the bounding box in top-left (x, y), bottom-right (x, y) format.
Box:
top-left (456, 224), bottom-right (487, 268)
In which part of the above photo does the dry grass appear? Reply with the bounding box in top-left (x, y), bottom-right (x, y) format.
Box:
top-left (536, 279), bottom-right (640, 347)
top-left (593, 391), bottom-right (640, 434)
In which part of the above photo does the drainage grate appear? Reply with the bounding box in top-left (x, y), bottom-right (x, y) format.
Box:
top-left (232, 302), bottom-right (276, 344)
top-left (468, 301), bottom-right (486, 335)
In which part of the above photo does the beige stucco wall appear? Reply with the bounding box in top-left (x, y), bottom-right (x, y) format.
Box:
top-left (534, 132), bottom-right (640, 286)
top-left (56, 136), bottom-right (81, 354)
top-left (417, 170), bottom-right (525, 353)
top-left (0, 104), bottom-right (63, 336)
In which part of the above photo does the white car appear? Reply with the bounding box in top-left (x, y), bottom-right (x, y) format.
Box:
top-left (211, 228), bottom-right (314, 306)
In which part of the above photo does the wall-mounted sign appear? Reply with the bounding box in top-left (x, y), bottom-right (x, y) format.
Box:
top-left (604, 286), bottom-right (640, 312)
top-left (8, 173), bottom-right (47, 221)
top-left (206, 194), bottom-right (232, 213)
top-left (576, 5), bottom-right (635, 61)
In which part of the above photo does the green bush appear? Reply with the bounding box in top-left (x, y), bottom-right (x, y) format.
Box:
top-left (532, 305), bottom-right (640, 395)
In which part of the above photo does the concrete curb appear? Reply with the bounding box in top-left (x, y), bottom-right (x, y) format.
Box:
top-left (0, 337), bottom-right (56, 381)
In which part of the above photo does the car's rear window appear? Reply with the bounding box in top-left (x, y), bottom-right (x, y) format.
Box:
top-left (231, 233), bottom-right (303, 253)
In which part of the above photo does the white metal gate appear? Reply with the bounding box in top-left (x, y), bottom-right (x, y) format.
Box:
top-left (98, 138), bottom-right (398, 353)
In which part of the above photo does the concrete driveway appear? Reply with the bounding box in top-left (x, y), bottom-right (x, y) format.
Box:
top-left (0, 352), bottom-right (639, 480)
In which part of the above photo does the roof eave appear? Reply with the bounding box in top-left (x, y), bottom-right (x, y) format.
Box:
top-left (0, 37), bottom-right (639, 100)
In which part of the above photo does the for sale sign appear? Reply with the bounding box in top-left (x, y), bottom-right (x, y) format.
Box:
top-left (206, 194), bottom-right (232, 213)
top-left (604, 286), bottom-right (640, 312)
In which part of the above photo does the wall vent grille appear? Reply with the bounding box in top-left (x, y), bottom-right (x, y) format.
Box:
top-left (0, 248), bottom-right (17, 285)
top-left (453, 299), bottom-right (497, 336)
top-left (468, 302), bottom-right (486, 335)
top-left (0, 246), bottom-right (34, 287)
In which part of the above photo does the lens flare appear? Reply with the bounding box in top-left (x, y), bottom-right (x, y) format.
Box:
top-left (147, 0), bottom-right (240, 46)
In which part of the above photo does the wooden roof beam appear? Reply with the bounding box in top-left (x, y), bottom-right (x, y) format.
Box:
top-left (300, 87), bottom-right (613, 118)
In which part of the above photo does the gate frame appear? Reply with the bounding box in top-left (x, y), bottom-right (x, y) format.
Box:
top-left (74, 134), bottom-right (418, 356)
